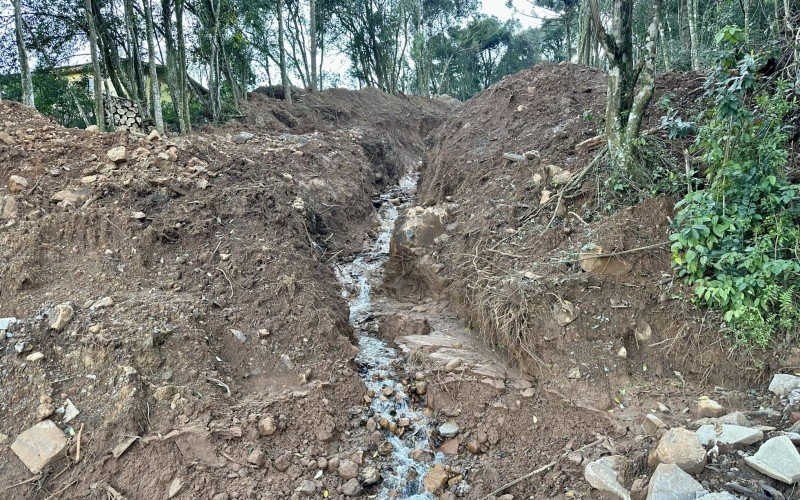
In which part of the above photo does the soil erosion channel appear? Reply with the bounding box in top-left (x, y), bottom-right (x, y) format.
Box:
top-left (336, 172), bottom-right (439, 498)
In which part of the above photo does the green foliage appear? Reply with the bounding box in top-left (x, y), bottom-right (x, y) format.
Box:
top-left (670, 28), bottom-right (800, 347)
top-left (0, 70), bottom-right (94, 128)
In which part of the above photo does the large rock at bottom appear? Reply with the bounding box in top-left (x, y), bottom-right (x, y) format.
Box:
top-left (647, 463), bottom-right (707, 500)
top-left (695, 424), bottom-right (763, 448)
top-left (11, 420), bottom-right (68, 473)
top-left (584, 455), bottom-right (631, 500)
top-left (698, 494), bottom-right (738, 499)
top-left (648, 427), bottom-right (706, 474)
top-left (744, 435), bottom-right (800, 483)
top-left (769, 374), bottom-right (800, 397)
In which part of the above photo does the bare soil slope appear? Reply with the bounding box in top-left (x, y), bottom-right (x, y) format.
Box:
top-left (0, 90), bottom-right (447, 499)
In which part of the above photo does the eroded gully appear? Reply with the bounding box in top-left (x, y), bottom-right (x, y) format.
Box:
top-left (334, 172), bottom-right (440, 499)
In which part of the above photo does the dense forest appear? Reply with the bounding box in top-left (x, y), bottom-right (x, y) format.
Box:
top-left (0, 0), bottom-right (796, 131)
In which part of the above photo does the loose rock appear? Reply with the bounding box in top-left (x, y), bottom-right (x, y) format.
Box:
top-left (695, 424), bottom-right (763, 447)
top-left (341, 478), bottom-right (362, 496)
top-left (11, 420), bottom-right (68, 473)
top-left (438, 422), bottom-right (460, 438)
top-left (769, 374), bottom-right (800, 397)
top-left (107, 146), bottom-right (127, 163)
top-left (424, 463), bottom-right (448, 493)
top-left (744, 435), bottom-right (800, 483)
top-left (8, 175), bottom-right (29, 194)
top-left (648, 427), bottom-right (706, 474)
top-left (49, 303), bottom-right (74, 332)
top-left (696, 397), bottom-right (725, 418)
top-left (584, 455), bottom-right (631, 500)
top-left (646, 463), bottom-right (707, 500)
top-left (338, 459), bottom-right (358, 480)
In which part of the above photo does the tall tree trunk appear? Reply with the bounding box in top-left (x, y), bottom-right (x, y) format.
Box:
top-left (687, 0), bottom-right (700, 71)
top-left (577, 0), bottom-right (593, 66)
top-left (85, 0), bottom-right (106, 130)
top-left (309, 0), bottom-right (317, 91)
top-left (124, 0), bottom-right (148, 109)
top-left (13, 0), bottom-right (34, 107)
top-left (278, 0), bottom-right (292, 104)
top-left (743, 0), bottom-right (751, 40)
top-left (175, 0), bottom-right (191, 132)
top-left (590, 0), bottom-right (661, 172)
top-left (143, 0), bottom-right (164, 133)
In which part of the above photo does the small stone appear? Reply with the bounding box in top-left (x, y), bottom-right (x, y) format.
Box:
top-left (36, 403), bottom-right (55, 421)
top-left (62, 399), bottom-right (79, 423)
top-left (438, 422), bottom-right (460, 438)
top-left (274, 451), bottom-right (292, 471)
top-left (341, 478), bottom-right (362, 496)
top-left (49, 303), bottom-right (74, 332)
top-left (744, 435), bottom-right (800, 483)
top-left (567, 367), bottom-right (581, 379)
top-left (445, 357), bottom-right (463, 372)
top-left (466, 440), bottom-right (481, 454)
top-left (360, 464), bottom-right (380, 486)
top-left (8, 175), bottom-right (29, 193)
top-left (410, 449), bottom-right (435, 462)
top-left (524, 150), bottom-right (540, 159)
top-left (85, 125), bottom-right (100, 134)
top-left (167, 478), bottom-right (183, 498)
top-left (246, 449), bottom-right (266, 466)
top-left (424, 463), bottom-right (448, 493)
top-left (296, 479), bottom-right (316, 495)
top-left (642, 414), bottom-right (666, 435)
top-left (132, 211), bottom-right (147, 220)
top-left (503, 152), bottom-right (525, 162)
top-left (696, 397), bottom-right (725, 418)
top-left (695, 424), bottom-right (763, 448)
top-left (11, 420), bottom-right (68, 473)
top-left (107, 146), bottom-right (127, 163)
top-left (635, 320), bottom-right (653, 342)
top-left (92, 296), bottom-right (114, 309)
top-left (648, 427), bottom-right (706, 474)
top-left (231, 329), bottom-right (247, 342)
top-left (769, 374), bottom-right (800, 397)
top-left (257, 416), bottom-right (277, 436)
top-left (282, 173), bottom-right (293, 182)
top-left (232, 131), bottom-right (255, 144)
top-left (646, 463), bottom-right (707, 500)
top-left (552, 169), bottom-right (572, 186)
top-left (440, 438), bottom-right (459, 455)
top-left (147, 129), bottom-right (161, 141)
top-left (338, 459), bottom-right (358, 480)
top-left (617, 346), bottom-right (627, 358)
top-left (584, 455), bottom-right (631, 500)
top-left (657, 402), bottom-right (670, 413)
top-left (26, 352), bottom-right (44, 362)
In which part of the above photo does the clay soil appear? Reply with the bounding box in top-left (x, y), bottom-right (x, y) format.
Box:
top-left (388, 63), bottom-right (800, 498)
top-left (0, 91), bottom-right (447, 499)
top-left (2, 63), bottom-right (800, 500)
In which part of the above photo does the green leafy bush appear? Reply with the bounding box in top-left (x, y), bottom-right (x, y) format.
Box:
top-left (671, 26), bottom-right (800, 347)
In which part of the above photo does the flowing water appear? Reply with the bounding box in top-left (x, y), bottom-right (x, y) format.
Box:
top-left (334, 172), bottom-right (439, 498)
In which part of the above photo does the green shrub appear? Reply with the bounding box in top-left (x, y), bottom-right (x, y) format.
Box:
top-left (670, 26), bottom-right (800, 347)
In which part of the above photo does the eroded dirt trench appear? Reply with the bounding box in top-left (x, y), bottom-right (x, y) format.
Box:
top-left (4, 68), bottom-right (800, 500)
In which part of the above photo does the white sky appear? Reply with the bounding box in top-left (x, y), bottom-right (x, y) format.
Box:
top-left (481, 0), bottom-right (558, 28)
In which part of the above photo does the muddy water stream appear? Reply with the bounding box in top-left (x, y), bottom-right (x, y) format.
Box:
top-left (335, 173), bottom-right (439, 498)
